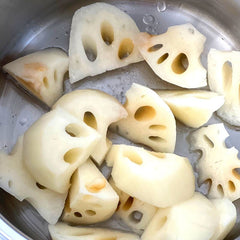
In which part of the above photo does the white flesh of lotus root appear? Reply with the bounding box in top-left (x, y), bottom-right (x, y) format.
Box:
top-left (106, 144), bottom-right (195, 208)
top-left (210, 198), bottom-right (236, 240)
top-left (53, 89), bottom-right (127, 165)
top-left (109, 178), bottom-right (157, 234)
top-left (190, 123), bottom-right (240, 201)
top-left (0, 136), bottom-right (67, 224)
top-left (208, 49), bottom-right (240, 126)
top-left (142, 192), bottom-right (218, 240)
top-left (137, 23), bottom-right (207, 88)
top-left (48, 222), bottom-right (140, 240)
top-left (62, 159), bottom-right (119, 224)
top-left (69, 2), bottom-right (143, 83)
top-left (111, 83), bottom-right (176, 153)
top-left (3, 48), bottom-right (69, 107)
top-left (23, 109), bottom-right (100, 194)
top-left (156, 90), bottom-right (224, 128)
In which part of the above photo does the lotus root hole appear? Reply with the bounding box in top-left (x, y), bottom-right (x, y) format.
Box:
top-left (171, 53), bottom-right (189, 74)
top-left (228, 180), bottom-right (236, 192)
top-left (74, 212), bottom-right (82, 218)
top-left (149, 124), bottom-right (166, 130)
top-left (118, 38), bottom-right (134, 60)
top-left (65, 123), bottom-right (89, 137)
top-left (86, 178), bottom-right (106, 193)
top-left (222, 61), bottom-right (233, 91)
top-left (203, 135), bottom-right (214, 148)
top-left (124, 151), bottom-right (143, 165)
top-left (83, 112), bottom-right (97, 130)
top-left (82, 35), bottom-right (97, 62)
top-left (149, 136), bottom-right (165, 142)
top-left (134, 106), bottom-right (156, 121)
top-left (43, 77), bottom-right (49, 88)
top-left (232, 169), bottom-right (240, 180)
top-left (101, 21), bottom-right (114, 45)
top-left (85, 210), bottom-right (96, 216)
top-left (36, 182), bottom-right (46, 190)
top-left (158, 216), bottom-right (168, 229)
top-left (157, 53), bottom-right (169, 64)
top-left (149, 152), bottom-right (166, 159)
top-left (148, 44), bottom-right (163, 52)
top-left (8, 180), bottom-right (13, 188)
top-left (129, 211), bottom-right (143, 223)
top-left (217, 184), bottom-right (224, 197)
top-left (64, 148), bottom-right (82, 164)
top-left (123, 197), bottom-right (134, 211)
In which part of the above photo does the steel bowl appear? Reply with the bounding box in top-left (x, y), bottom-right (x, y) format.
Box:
top-left (1, 0), bottom-right (240, 239)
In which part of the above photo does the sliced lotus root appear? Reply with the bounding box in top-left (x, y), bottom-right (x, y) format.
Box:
top-left (142, 192), bottom-right (218, 240)
top-left (48, 222), bottom-right (140, 240)
top-left (109, 178), bottom-right (157, 234)
top-left (62, 159), bottom-right (119, 224)
top-left (106, 144), bottom-right (195, 208)
top-left (211, 198), bottom-right (236, 240)
top-left (137, 23), bottom-right (207, 88)
top-left (0, 136), bottom-right (67, 224)
top-left (3, 48), bottom-right (69, 107)
top-left (23, 108), bottom-right (100, 194)
top-left (208, 49), bottom-right (240, 126)
top-left (156, 90), bottom-right (224, 128)
top-left (111, 83), bottom-right (176, 153)
top-left (53, 89), bottom-right (127, 165)
top-left (69, 2), bottom-right (143, 83)
top-left (190, 123), bottom-right (240, 201)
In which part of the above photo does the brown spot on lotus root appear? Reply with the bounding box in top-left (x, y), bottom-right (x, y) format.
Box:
top-left (86, 178), bottom-right (106, 193)
top-left (134, 106), bottom-right (156, 121)
top-left (118, 38), bottom-right (134, 60)
top-left (171, 53), bottom-right (189, 74)
top-left (101, 21), bottom-right (114, 45)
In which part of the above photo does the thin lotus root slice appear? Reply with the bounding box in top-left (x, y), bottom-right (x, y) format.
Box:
top-left (190, 123), bottom-right (240, 201)
top-left (208, 49), bottom-right (240, 126)
top-left (156, 90), bottom-right (224, 128)
top-left (137, 23), bottom-right (207, 88)
top-left (69, 2), bottom-right (143, 83)
top-left (111, 83), bottom-right (176, 153)
top-left (3, 48), bottom-right (69, 107)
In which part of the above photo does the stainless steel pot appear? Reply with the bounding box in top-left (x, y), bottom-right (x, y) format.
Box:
top-left (1, 0), bottom-right (240, 239)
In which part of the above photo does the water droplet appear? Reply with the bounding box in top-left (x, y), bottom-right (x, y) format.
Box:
top-left (19, 118), bottom-right (27, 126)
top-left (143, 14), bottom-right (155, 25)
top-left (157, 0), bottom-right (167, 12)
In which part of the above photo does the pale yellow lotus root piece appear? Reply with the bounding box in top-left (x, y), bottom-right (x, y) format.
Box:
top-left (106, 144), bottom-right (195, 208)
top-left (156, 90), bottom-right (224, 128)
top-left (0, 137), bottom-right (67, 224)
top-left (3, 48), bottom-right (69, 107)
top-left (211, 198), bottom-right (236, 240)
top-left (48, 222), bottom-right (140, 240)
top-left (62, 159), bottom-right (119, 224)
top-left (137, 23), bottom-right (207, 88)
top-left (23, 108), bottom-right (100, 194)
top-left (69, 2), bottom-right (143, 83)
top-left (208, 49), bottom-right (240, 126)
top-left (142, 192), bottom-right (218, 240)
top-left (109, 178), bottom-right (157, 233)
top-left (111, 83), bottom-right (176, 153)
top-left (53, 89), bottom-right (127, 165)
top-left (190, 123), bottom-right (240, 201)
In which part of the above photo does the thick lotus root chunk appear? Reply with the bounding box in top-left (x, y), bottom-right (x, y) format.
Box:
top-left (208, 49), bottom-right (240, 126)
top-left (111, 83), bottom-right (176, 153)
top-left (62, 159), bottom-right (119, 224)
top-left (69, 2), bottom-right (143, 83)
top-left (109, 178), bottom-right (157, 234)
top-left (3, 48), bottom-right (69, 107)
top-left (0, 137), bottom-right (67, 224)
top-left (48, 222), bottom-right (140, 240)
top-left (137, 23), bottom-right (207, 88)
top-left (191, 123), bottom-right (240, 201)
